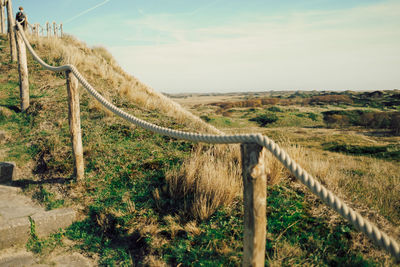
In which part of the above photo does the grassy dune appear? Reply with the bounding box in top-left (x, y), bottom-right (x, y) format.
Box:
top-left (1, 33), bottom-right (399, 266)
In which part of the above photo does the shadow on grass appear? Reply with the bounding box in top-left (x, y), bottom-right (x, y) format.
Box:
top-left (11, 177), bottom-right (73, 189)
top-left (0, 104), bottom-right (20, 113)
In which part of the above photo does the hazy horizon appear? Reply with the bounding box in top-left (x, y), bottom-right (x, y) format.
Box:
top-left (13, 0), bottom-right (400, 93)
top-left (163, 88), bottom-right (400, 95)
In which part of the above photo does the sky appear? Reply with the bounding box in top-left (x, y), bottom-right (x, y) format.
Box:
top-left (9, 0), bottom-right (400, 93)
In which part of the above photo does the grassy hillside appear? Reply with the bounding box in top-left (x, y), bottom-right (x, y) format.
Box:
top-left (1, 33), bottom-right (399, 266)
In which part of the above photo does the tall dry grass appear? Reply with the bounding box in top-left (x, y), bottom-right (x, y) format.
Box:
top-left (28, 35), bottom-right (242, 220)
top-left (30, 35), bottom-right (221, 135)
top-left (277, 139), bottom-right (400, 237)
top-left (166, 143), bottom-right (286, 220)
top-left (166, 144), bottom-right (242, 220)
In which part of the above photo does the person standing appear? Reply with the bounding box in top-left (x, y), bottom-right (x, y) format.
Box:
top-left (15, 6), bottom-right (27, 30)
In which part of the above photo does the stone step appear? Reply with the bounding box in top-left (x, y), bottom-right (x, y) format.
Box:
top-left (0, 249), bottom-right (93, 267)
top-left (0, 185), bottom-right (76, 250)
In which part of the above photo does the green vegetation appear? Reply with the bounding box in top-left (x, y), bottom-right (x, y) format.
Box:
top-left (1, 34), bottom-right (397, 265)
top-left (323, 142), bottom-right (400, 161)
top-left (27, 217), bottom-right (64, 255)
top-left (33, 186), bottom-right (65, 210)
top-left (267, 106), bottom-right (283, 112)
top-left (200, 114), bottom-right (211, 122)
top-left (250, 112), bottom-right (279, 127)
top-left (322, 109), bottom-right (400, 134)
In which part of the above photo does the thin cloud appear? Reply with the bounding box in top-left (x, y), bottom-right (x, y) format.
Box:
top-left (109, 1), bottom-right (400, 93)
top-left (64, 0), bottom-right (112, 24)
top-left (186, 0), bottom-right (223, 16)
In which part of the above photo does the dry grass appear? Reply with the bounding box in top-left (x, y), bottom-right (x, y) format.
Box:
top-left (30, 35), bottom-right (221, 135)
top-left (165, 142), bottom-right (286, 220)
top-left (142, 255), bottom-right (167, 267)
top-left (276, 139), bottom-right (400, 241)
top-left (266, 240), bottom-right (307, 267)
top-left (166, 144), bottom-right (242, 220)
top-left (26, 35), bottom-right (245, 220)
top-left (0, 106), bottom-right (13, 118)
top-left (28, 33), bottom-right (400, 249)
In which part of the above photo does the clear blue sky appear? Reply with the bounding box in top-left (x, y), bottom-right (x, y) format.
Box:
top-left (12, 0), bottom-right (400, 93)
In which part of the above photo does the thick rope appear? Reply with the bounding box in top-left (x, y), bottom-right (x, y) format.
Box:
top-left (15, 22), bottom-right (400, 261)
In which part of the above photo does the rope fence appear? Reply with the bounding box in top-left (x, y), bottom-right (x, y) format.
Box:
top-left (4, 3), bottom-right (400, 264)
top-left (27, 21), bottom-right (63, 38)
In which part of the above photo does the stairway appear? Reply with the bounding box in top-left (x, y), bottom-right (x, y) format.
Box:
top-left (0, 170), bottom-right (93, 266)
top-left (0, 185), bottom-right (76, 250)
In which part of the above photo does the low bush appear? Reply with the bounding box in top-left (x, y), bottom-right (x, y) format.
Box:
top-left (267, 106), bottom-right (283, 112)
top-left (323, 142), bottom-right (400, 161)
top-left (322, 110), bottom-right (400, 133)
top-left (249, 112), bottom-right (278, 127)
top-left (310, 95), bottom-right (353, 105)
top-left (307, 112), bottom-right (318, 121)
top-left (390, 113), bottom-right (400, 135)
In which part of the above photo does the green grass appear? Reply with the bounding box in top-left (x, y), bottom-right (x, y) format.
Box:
top-left (162, 184), bottom-right (377, 266)
top-left (323, 142), bottom-right (400, 161)
top-left (33, 186), bottom-right (65, 210)
top-left (247, 108), bottom-right (324, 128)
top-left (27, 217), bottom-right (64, 255)
top-left (0, 36), bottom-right (393, 266)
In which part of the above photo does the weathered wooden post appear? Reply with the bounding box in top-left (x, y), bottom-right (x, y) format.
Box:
top-left (14, 23), bottom-right (29, 111)
top-left (241, 143), bottom-right (267, 267)
top-left (53, 21), bottom-right (56, 37)
top-left (0, 0), bottom-right (6, 34)
top-left (35, 23), bottom-right (39, 37)
top-left (60, 23), bottom-right (63, 38)
top-left (46, 21), bottom-right (49, 38)
top-left (66, 70), bottom-right (84, 181)
top-left (5, 0), bottom-right (17, 61)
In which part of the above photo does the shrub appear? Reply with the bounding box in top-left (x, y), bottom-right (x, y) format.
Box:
top-left (390, 113), bottom-right (400, 135)
top-left (249, 112), bottom-right (278, 127)
top-left (322, 110), bottom-right (367, 127)
top-left (222, 110), bottom-right (232, 117)
top-left (324, 114), bottom-right (349, 127)
top-left (267, 106), bottom-right (283, 112)
top-left (307, 112), bottom-right (318, 121)
top-left (200, 115), bottom-right (211, 122)
top-left (323, 142), bottom-right (400, 160)
top-left (310, 95), bottom-right (353, 105)
top-left (261, 98), bottom-right (280, 105)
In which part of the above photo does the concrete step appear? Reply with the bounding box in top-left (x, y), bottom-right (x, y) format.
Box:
top-left (0, 185), bottom-right (76, 250)
top-left (0, 248), bottom-right (93, 267)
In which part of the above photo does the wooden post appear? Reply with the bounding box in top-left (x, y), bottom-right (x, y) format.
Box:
top-left (241, 143), bottom-right (267, 267)
top-left (14, 24), bottom-right (29, 111)
top-left (66, 70), bottom-right (84, 181)
top-left (46, 21), bottom-right (49, 38)
top-left (0, 0), bottom-right (6, 34)
top-left (35, 23), bottom-right (39, 37)
top-left (53, 21), bottom-right (56, 37)
top-left (5, 0), bottom-right (16, 61)
top-left (60, 23), bottom-right (63, 38)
